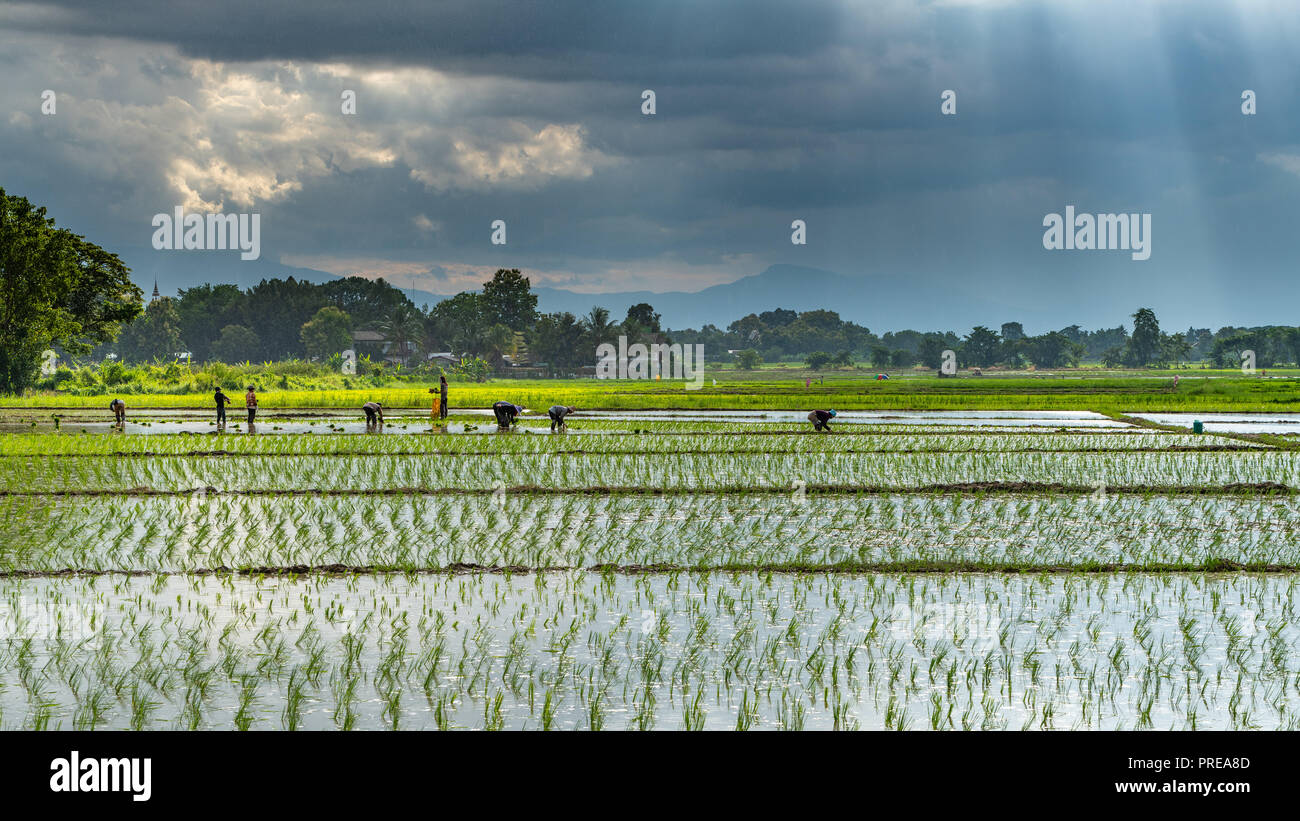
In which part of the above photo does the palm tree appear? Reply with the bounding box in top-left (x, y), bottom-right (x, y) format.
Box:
top-left (378, 304), bottom-right (423, 365)
top-left (480, 323), bottom-right (516, 366)
top-left (585, 306), bottom-right (617, 347)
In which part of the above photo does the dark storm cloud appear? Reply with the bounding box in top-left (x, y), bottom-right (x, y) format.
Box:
top-left (4, 0), bottom-right (1300, 330)
top-left (4, 1), bottom-right (842, 70)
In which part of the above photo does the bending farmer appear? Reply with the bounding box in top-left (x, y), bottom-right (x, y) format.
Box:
top-left (548, 405), bottom-right (577, 432)
top-left (109, 398), bottom-right (126, 425)
top-left (807, 409), bottom-right (837, 431)
top-left (493, 401), bottom-right (524, 430)
top-left (363, 401), bottom-right (384, 425)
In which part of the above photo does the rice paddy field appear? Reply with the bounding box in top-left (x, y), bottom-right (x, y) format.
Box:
top-left (9, 369), bottom-right (1300, 413)
top-left (3, 380), bottom-right (1300, 731)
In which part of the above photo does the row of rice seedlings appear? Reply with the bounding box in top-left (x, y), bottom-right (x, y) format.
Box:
top-left (1, 571), bottom-right (1297, 730)
top-left (4, 490), bottom-right (1300, 574)
top-left (0, 430), bottom-right (1243, 460)
top-left (8, 449), bottom-right (1300, 494)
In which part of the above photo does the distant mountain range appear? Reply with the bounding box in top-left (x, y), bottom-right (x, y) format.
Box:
top-left (531, 264), bottom-right (865, 330)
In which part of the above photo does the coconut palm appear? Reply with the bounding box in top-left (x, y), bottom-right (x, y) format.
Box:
top-left (378, 304), bottom-right (423, 365)
top-left (479, 323), bottom-right (516, 366)
top-left (584, 306), bottom-right (618, 350)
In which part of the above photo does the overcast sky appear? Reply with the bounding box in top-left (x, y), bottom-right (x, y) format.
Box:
top-left (3, 0), bottom-right (1300, 332)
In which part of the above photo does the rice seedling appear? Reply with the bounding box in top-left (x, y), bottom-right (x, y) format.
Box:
top-left (4, 399), bottom-right (1300, 730)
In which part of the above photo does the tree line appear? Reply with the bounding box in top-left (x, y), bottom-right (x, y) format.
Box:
top-left (115, 270), bottom-right (1300, 374)
top-left (101, 268), bottom-right (672, 374)
top-left (6, 187), bottom-right (1300, 394)
top-left (673, 308), bottom-right (1292, 370)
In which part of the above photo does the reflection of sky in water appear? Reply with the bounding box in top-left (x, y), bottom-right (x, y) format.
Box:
top-left (1, 408), bottom-right (1131, 435)
top-left (1134, 413), bottom-right (1300, 433)
top-left (3, 573), bottom-right (1297, 730)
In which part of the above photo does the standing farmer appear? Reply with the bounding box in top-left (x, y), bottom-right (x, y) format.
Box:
top-left (109, 398), bottom-right (126, 425)
top-left (363, 401), bottom-right (384, 427)
top-left (214, 387), bottom-right (232, 426)
top-left (492, 401), bottom-right (524, 430)
top-left (245, 385), bottom-right (258, 424)
top-left (548, 405), bottom-right (577, 432)
top-left (807, 409), bottom-right (837, 432)
top-left (440, 374), bottom-right (449, 420)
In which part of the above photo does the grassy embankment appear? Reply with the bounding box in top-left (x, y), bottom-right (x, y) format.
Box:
top-left (5, 372), bottom-right (1300, 412)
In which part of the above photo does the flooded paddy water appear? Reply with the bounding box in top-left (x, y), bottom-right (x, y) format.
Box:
top-left (2, 572), bottom-right (1297, 730)
top-left (2, 404), bottom-right (1299, 729)
top-left (0, 408), bottom-right (1133, 436)
top-left (1133, 412), bottom-right (1300, 434)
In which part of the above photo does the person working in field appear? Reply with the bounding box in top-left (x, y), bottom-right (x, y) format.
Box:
top-left (492, 401), bottom-right (525, 430)
top-left (548, 405), bottom-right (577, 432)
top-left (807, 408), bottom-right (837, 432)
top-left (440, 374), bottom-right (449, 419)
top-left (363, 400), bottom-right (384, 427)
top-left (428, 387), bottom-right (441, 420)
top-left (109, 398), bottom-right (126, 425)
top-left (214, 387), bottom-right (232, 426)
top-left (245, 385), bottom-right (258, 424)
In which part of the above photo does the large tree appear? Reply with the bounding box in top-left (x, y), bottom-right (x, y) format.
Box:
top-left (962, 326), bottom-right (1001, 367)
top-left (625, 303), bottom-right (663, 333)
top-left (1022, 331), bottom-right (1083, 368)
top-left (1000, 322), bottom-right (1025, 342)
top-left (320, 276), bottom-right (415, 327)
top-left (1128, 307), bottom-right (1161, 366)
top-left (175, 283), bottom-right (242, 361)
top-left (116, 297), bottom-right (186, 362)
top-left (1160, 332), bottom-right (1192, 367)
top-left (758, 308), bottom-right (797, 327)
top-left (482, 268), bottom-right (538, 330)
top-left (300, 306), bottom-right (353, 360)
top-left (0, 189), bottom-right (141, 392)
top-left (917, 334), bottom-right (948, 370)
top-left (528, 311), bottom-right (585, 372)
top-left (210, 324), bottom-right (261, 363)
top-left (240, 277), bottom-right (329, 360)
top-left (428, 291), bottom-right (489, 355)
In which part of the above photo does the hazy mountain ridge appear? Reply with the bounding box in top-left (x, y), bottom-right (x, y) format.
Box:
top-left (128, 254), bottom-right (1065, 334)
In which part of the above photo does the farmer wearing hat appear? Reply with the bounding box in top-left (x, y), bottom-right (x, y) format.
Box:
top-left (245, 385), bottom-right (258, 424)
top-left (363, 400), bottom-right (384, 427)
top-left (807, 408), bottom-right (837, 431)
top-left (548, 405), bottom-right (577, 432)
top-left (492, 401), bottom-right (525, 430)
top-left (109, 398), bottom-right (126, 426)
